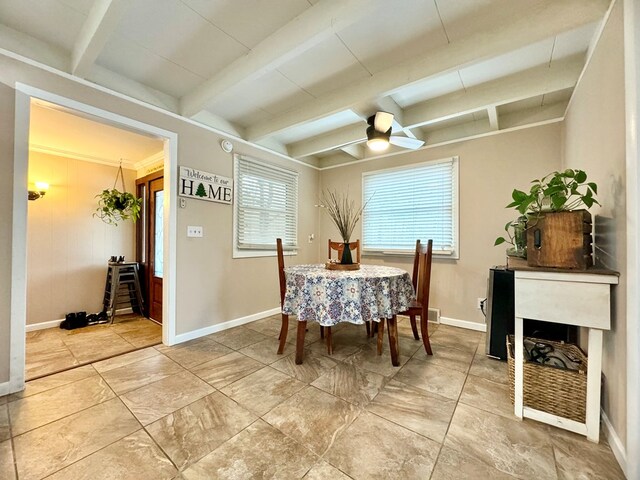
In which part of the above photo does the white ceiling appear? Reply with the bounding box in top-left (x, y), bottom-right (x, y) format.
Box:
top-left (29, 99), bottom-right (164, 168)
top-left (0, 0), bottom-right (611, 167)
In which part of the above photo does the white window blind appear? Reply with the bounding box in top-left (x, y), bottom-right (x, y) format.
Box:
top-left (235, 155), bottom-right (298, 250)
top-left (362, 157), bottom-right (458, 256)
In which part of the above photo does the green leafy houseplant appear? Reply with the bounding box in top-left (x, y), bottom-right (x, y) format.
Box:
top-left (495, 169), bottom-right (600, 248)
top-left (94, 163), bottom-right (142, 226)
top-left (94, 189), bottom-right (142, 226)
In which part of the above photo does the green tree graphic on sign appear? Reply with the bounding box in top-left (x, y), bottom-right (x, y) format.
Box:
top-left (195, 183), bottom-right (207, 197)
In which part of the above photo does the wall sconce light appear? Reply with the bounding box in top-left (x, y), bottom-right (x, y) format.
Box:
top-left (28, 182), bottom-right (49, 201)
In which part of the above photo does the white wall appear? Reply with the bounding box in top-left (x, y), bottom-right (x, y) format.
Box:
top-left (562, 0), bottom-right (627, 451)
top-left (27, 152), bottom-right (136, 325)
top-left (319, 123), bottom-right (563, 324)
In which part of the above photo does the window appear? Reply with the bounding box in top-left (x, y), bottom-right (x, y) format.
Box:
top-left (362, 157), bottom-right (458, 257)
top-left (234, 155), bottom-right (298, 257)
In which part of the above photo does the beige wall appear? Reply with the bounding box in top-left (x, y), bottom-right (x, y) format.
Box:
top-left (562, 0), bottom-right (627, 446)
top-left (27, 152), bottom-right (136, 325)
top-left (0, 83), bottom-right (16, 383)
top-left (0, 55), bottom-right (320, 386)
top-left (319, 124), bottom-right (562, 323)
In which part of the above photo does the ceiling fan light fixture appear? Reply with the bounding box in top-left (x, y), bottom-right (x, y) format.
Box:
top-left (366, 125), bottom-right (390, 151)
top-left (367, 137), bottom-right (389, 151)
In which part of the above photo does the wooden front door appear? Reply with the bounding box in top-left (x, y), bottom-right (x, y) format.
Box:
top-left (136, 172), bottom-right (164, 323)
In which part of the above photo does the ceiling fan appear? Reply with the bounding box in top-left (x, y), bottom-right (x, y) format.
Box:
top-left (366, 112), bottom-right (425, 151)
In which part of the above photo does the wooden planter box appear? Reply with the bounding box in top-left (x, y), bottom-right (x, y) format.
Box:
top-left (526, 210), bottom-right (593, 270)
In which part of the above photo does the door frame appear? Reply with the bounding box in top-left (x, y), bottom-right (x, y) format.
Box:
top-left (9, 83), bottom-right (179, 394)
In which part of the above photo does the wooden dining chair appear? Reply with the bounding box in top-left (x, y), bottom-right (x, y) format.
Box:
top-left (378, 239), bottom-right (434, 356)
top-left (276, 238), bottom-right (289, 355)
top-left (368, 239), bottom-right (423, 340)
top-left (409, 239), bottom-right (422, 340)
top-left (328, 239), bottom-right (361, 264)
top-left (277, 238), bottom-right (332, 355)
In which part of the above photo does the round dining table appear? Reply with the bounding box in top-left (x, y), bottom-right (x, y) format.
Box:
top-left (282, 264), bottom-right (415, 366)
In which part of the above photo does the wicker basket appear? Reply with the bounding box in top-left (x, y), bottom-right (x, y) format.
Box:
top-left (507, 335), bottom-right (588, 423)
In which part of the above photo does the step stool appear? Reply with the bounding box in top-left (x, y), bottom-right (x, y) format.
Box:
top-left (103, 261), bottom-right (145, 323)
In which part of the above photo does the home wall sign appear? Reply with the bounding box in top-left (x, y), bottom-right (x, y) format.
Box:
top-left (179, 166), bottom-right (233, 205)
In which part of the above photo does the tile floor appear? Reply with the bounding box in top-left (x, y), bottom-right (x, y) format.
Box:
top-left (2, 316), bottom-right (625, 479)
top-left (25, 315), bottom-right (162, 380)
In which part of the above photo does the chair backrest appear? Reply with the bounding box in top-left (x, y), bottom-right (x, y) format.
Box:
top-left (328, 239), bottom-right (361, 263)
top-left (411, 239), bottom-right (421, 290)
top-left (416, 240), bottom-right (433, 308)
top-left (276, 238), bottom-right (286, 307)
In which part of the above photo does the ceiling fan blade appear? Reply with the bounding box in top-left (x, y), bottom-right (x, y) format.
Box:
top-left (374, 112), bottom-right (394, 132)
top-left (389, 136), bottom-right (425, 149)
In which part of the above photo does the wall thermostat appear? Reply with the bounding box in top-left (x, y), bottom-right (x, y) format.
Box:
top-left (220, 139), bottom-right (233, 153)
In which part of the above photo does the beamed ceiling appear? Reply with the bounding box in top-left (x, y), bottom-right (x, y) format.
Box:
top-left (0, 0), bottom-right (612, 168)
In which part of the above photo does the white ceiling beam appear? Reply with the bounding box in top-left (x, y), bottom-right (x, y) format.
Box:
top-left (190, 111), bottom-right (245, 138)
top-left (180, 0), bottom-right (373, 118)
top-left (245, 0), bottom-right (608, 141)
top-left (288, 123), bottom-right (364, 158)
top-left (87, 64), bottom-right (179, 112)
top-left (340, 143), bottom-right (365, 160)
top-left (403, 56), bottom-right (582, 129)
top-left (72, 0), bottom-right (132, 77)
top-left (487, 106), bottom-right (499, 131)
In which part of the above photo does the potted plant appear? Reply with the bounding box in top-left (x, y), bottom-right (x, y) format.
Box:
top-left (94, 189), bottom-right (142, 226)
top-left (94, 163), bottom-right (142, 226)
top-left (317, 189), bottom-right (370, 265)
top-left (495, 169), bottom-right (600, 269)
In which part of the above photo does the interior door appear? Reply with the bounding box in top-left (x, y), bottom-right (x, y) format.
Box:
top-left (136, 172), bottom-right (163, 323)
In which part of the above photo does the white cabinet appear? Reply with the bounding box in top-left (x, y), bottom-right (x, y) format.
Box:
top-left (513, 268), bottom-right (618, 442)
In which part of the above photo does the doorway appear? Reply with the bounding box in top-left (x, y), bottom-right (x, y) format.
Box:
top-left (137, 172), bottom-right (164, 323)
top-left (8, 84), bottom-right (179, 394)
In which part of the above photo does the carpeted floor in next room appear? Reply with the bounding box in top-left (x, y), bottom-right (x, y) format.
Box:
top-left (25, 314), bottom-right (162, 380)
top-left (2, 315), bottom-right (624, 479)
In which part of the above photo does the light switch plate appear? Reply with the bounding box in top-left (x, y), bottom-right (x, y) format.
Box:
top-left (187, 226), bottom-right (203, 237)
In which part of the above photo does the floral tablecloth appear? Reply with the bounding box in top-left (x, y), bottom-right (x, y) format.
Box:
top-left (282, 264), bottom-right (415, 326)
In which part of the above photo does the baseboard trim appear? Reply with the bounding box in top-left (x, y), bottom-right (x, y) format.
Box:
top-left (173, 307), bottom-right (281, 344)
top-left (25, 308), bottom-right (134, 332)
top-left (26, 318), bottom-right (63, 332)
top-left (440, 316), bottom-right (487, 332)
top-left (601, 409), bottom-right (627, 477)
top-left (0, 381), bottom-right (11, 396)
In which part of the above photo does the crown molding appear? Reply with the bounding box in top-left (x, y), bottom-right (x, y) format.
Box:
top-left (135, 151), bottom-right (164, 170)
top-left (29, 144), bottom-right (137, 169)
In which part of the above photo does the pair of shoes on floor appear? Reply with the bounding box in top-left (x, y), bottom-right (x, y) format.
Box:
top-left (87, 311), bottom-right (109, 325)
top-left (60, 311), bottom-right (87, 330)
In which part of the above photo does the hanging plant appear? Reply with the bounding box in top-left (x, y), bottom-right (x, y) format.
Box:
top-left (94, 162), bottom-right (142, 226)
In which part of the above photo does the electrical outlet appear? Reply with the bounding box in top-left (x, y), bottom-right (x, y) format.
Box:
top-left (187, 226), bottom-right (203, 237)
top-left (308, 233), bottom-right (315, 243)
top-left (476, 297), bottom-right (486, 310)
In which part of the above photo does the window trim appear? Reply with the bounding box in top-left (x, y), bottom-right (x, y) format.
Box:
top-left (361, 156), bottom-right (459, 259)
top-left (232, 155), bottom-right (298, 259)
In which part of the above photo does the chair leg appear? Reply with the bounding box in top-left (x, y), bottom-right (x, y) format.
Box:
top-left (320, 326), bottom-right (325, 339)
top-left (326, 326), bottom-right (333, 355)
top-left (365, 321), bottom-right (371, 338)
top-left (277, 313), bottom-right (289, 355)
top-left (420, 313), bottom-right (433, 355)
top-left (295, 321), bottom-right (307, 364)
top-left (387, 315), bottom-right (400, 367)
top-left (376, 320), bottom-right (385, 355)
top-left (409, 314), bottom-right (420, 340)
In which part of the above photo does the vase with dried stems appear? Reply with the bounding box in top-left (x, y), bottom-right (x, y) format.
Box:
top-left (318, 189), bottom-right (371, 264)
